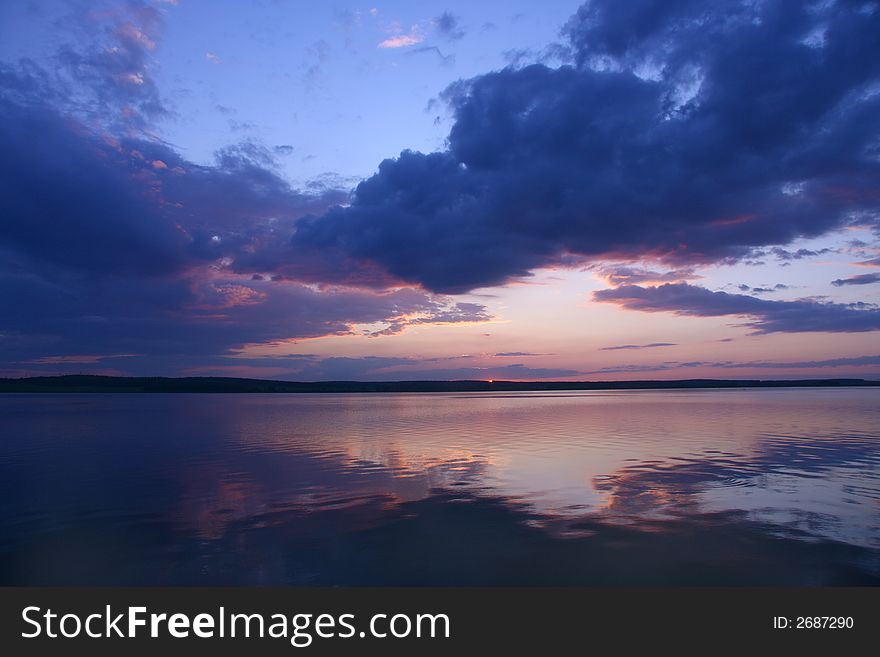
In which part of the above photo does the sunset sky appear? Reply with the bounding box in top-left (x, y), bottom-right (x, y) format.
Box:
top-left (1, 0), bottom-right (879, 381)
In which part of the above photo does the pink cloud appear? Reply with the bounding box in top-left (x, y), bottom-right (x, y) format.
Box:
top-left (378, 26), bottom-right (424, 49)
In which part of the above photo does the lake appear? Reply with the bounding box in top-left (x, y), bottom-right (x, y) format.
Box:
top-left (1, 388), bottom-right (878, 585)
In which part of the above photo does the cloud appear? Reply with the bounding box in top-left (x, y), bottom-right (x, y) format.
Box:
top-left (771, 247), bottom-right (834, 261)
top-left (746, 246), bottom-right (836, 262)
top-left (378, 27), bottom-right (424, 49)
top-left (0, 55), bottom-right (490, 374)
top-left (363, 301), bottom-right (492, 336)
top-left (205, 52), bottom-right (221, 65)
top-left (737, 283), bottom-right (789, 294)
top-left (739, 355), bottom-right (880, 370)
top-left (291, 0), bottom-right (880, 293)
top-left (369, 363), bottom-right (581, 380)
top-left (832, 273), bottom-right (880, 286)
top-left (593, 265), bottom-right (699, 286)
top-left (178, 355), bottom-right (577, 381)
top-left (600, 343), bottom-right (676, 351)
top-left (303, 39), bottom-right (330, 86)
top-left (4, 0), bottom-right (880, 376)
top-left (586, 354), bottom-right (880, 376)
top-left (593, 283), bottom-right (880, 334)
top-left (53, 1), bottom-right (170, 129)
top-left (433, 11), bottom-right (465, 41)
top-left (0, 258), bottom-right (492, 373)
top-left (0, 91), bottom-right (350, 278)
top-left (24, 354), bottom-right (140, 365)
top-left (408, 46), bottom-right (455, 66)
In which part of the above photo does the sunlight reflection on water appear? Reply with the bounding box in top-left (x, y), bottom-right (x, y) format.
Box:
top-left (1, 388), bottom-right (878, 585)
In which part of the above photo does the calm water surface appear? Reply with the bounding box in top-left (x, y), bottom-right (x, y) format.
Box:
top-left (1, 389), bottom-right (878, 585)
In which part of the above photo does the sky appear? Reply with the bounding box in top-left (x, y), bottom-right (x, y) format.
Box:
top-left (0, 0), bottom-right (879, 381)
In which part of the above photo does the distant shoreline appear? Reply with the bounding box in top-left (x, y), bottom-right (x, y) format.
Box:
top-left (1, 375), bottom-right (878, 393)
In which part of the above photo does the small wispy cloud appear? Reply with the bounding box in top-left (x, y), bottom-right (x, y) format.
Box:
top-left (378, 31), bottom-right (424, 49)
top-left (433, 11), bottom-right (465, 41)
top-left (594, 283), bottom-right (880, 334)
top-left (600, 342), bottom-right (677, 351)
top-left (748, 246), bottom-right (836, 261)
top-left (586, 354), bottom-right (880, 375)
top-left (593, 265), bottom-right (699, 287)
top-left (23, 354), bottom-right (141, 365)
top-left (832, 272), bottom-right (880, 287)
top-left (378, 23), bottom-right (424, 49)
top-left (408, 45), bottom-right (455, 65)
top-left (205, 51), bottom-right (221, 64)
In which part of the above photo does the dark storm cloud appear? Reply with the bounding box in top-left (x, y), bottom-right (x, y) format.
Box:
top-left (291, 0), bottom-right (880, 293)
top-left (0, 98), bottom-right (183, 276)
top-left (594, 283), bottom-right (880, 334)
top-left (0, 92), bottom-right (345, 277)
top-left (832, 273), bottom-right (880, 286)
top-left (0, 255), bottom-right (491, 369)
top-left (4, 0), bottom-right (880, 375)
top-left (0, 57), bottom-right (488, 372)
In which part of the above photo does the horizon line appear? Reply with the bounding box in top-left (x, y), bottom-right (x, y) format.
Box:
top-left (1, 374), bottom-right (878, 394)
